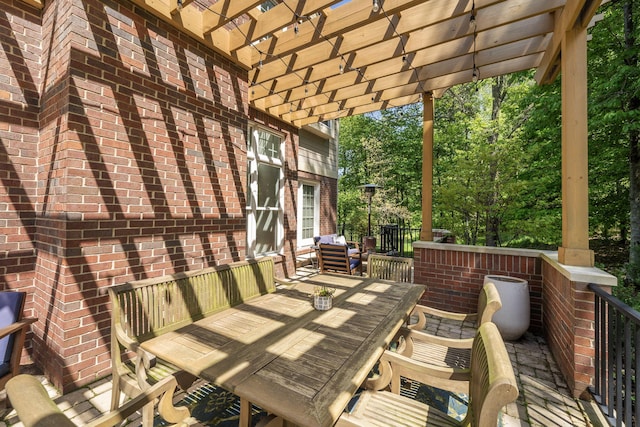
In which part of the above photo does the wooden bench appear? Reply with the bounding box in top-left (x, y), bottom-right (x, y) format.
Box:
top-left (108, 256), bottom-right (283, 427)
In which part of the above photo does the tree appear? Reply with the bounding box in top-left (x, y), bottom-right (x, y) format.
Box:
top-left (338, 105), bottom-right (424, 235)
top-left (588, 0), bottom-right (640, 281)
top-left (434, 74), bottom-right (537, 246)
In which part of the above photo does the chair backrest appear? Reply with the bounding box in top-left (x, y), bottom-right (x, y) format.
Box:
top-left (367, 254), bottom-right (413, 283)
top-left (467, 322), bottom-right (519, 427)
top-left (318, 243), bottom-right (359, 275)
top-left (0, 292), bottom-right (25, 365)
top-left (476, 282), bottom-right (502, 327)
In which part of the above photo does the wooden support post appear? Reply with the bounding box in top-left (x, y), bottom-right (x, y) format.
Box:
top-left (421, 92), bottom-right (434, 241)
top-left (559, 25), bottom-right (594, 267)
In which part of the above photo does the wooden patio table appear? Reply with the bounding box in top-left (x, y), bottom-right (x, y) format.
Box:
top-left (139, 272), bottom-right (424, 427)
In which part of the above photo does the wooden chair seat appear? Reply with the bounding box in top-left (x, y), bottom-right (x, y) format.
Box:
top-left (339, 323), bottom-right (519, 427)
top-left (340, 390), bottom-right (457, 426)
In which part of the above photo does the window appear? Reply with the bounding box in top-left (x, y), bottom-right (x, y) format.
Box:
top-left (247, 125), bottom-right (284, 257)
top-left (298, 182), bottom-right (319, 247)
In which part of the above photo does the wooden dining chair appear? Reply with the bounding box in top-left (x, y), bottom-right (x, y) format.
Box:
top-left (0, 291), bottom-right (37, 391)
top-left (366, 282), bottom-right (502, 393)
top-left (407, 281), bottom-right (502, 334)
top-left (6, 374), bottom-right (190, 427)
top-left (339, 322), bottom-right (519, 427)
top-left (367, 254), bottom-right (413, 282)
top-left (318, 243), bottom-right (362, 275)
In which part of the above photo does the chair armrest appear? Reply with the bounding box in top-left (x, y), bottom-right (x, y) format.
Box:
top-left (90, 375), bottom-right (189, 426)
top-left (400, 328), bottom-right (473, 349)
top-left (396, 327), bottom-right (473, 353)
top-left (7, 374), bottom-right (76, 427)
top-left (380, 349), bottom-right (471, 394)
top-left (7, 374), bottom-right (190, 427)
top-left (0, 318), bottom-right (36, 340)
top-left (347, 241), bottom-right (360, 252)
top-left (112, 323), bottom-right (140, 354)
top-left (407, 304), bottom-right (477, 330)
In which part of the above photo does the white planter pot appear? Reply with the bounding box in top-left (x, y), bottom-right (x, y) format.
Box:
top-left (483, 275), bottom-right (530, 340)
top-left (314, 295), bottom-right (333, 311)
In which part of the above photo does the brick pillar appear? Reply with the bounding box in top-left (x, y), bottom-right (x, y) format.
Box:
top-left (541, 256), bottom-right (615, 399)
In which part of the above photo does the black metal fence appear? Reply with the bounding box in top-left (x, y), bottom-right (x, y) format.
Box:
top-left (589, 283), bottom-right (640, 426)
top-left (337, 223), bottom-right (422, 257)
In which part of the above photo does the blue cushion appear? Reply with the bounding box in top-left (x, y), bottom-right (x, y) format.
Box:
top-left (0, 292), bottom-right (24, 365)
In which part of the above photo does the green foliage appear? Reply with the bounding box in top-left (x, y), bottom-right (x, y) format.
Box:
top-left (337, 105), bottom-right (424, 230)
top-left (336, 0), bottom-right (640, 266)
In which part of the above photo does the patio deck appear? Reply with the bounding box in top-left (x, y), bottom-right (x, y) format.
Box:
top-left (0, 267), bottom-right (607, 427)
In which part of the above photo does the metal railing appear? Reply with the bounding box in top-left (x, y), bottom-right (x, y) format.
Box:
top-left (589, 283), bottom-right (640, 426)
top-left (337, 224), bottom-right (422, 257)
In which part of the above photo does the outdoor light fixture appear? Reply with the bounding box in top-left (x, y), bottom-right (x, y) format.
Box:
top-left (469, 0), bottom-right (476, 29)
top-left (362, 184), bottom-right (379, 237)
top-left (372, 0), bottom-right (380, 13)
top-left (472, 67), bottom-right (479, 83)
top-left (177, 0), bottom-right (183, 11)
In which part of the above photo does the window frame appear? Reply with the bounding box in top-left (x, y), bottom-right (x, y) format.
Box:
top-left (246, 124), bottom-right (285, 258)
top-left (297, 180), bottom-right (320, 248)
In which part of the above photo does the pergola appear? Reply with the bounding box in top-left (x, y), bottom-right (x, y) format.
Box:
top-left (68, 0), bottom-right (597, 268)
top-left (20, 0), bottom-right (602, 262)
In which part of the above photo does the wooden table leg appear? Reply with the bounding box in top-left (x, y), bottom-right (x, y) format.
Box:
top-left (240, 397), bottom-right (252, 427)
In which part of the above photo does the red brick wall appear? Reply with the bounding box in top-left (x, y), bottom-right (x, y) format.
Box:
top-left (0, 0), bottom-right (42, 363)
top-left (1, 0), bottom-right (300, 391)
top-left (413, 244), bottom-right (543, 333)
top-left (542, 259), bottom-right (599, 399)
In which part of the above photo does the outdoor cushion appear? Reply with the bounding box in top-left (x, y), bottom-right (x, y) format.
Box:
top-left (0, 292), bottom-right (25, 377)
top-left (315, 234), bottom-right (338, 245)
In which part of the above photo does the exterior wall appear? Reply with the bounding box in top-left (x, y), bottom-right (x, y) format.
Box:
top-left (413, 242), bottom-right (544, 333)
top-left (1, 0), bottom-right (299, 391)
top-left (298, 128), bottom-right (338, 180)
top-left (0, 0), bottom-right (43, 364)
top-left (297, 123), bottom-right (339, 239)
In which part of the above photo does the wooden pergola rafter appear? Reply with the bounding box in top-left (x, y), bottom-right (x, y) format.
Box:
top-left (113, 0), bottom-right (602, 129)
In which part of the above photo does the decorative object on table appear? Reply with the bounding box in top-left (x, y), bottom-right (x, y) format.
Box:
top-left (483, 274), bottom-right (530, 340)
top-left (313, 285), bottom-right (335, 310)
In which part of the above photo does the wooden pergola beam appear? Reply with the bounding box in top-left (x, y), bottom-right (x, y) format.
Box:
top-left (17, 0), bottom-right (603, 126)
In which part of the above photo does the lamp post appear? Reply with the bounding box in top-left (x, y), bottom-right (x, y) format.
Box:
top-left (362, 184), bottom-right (379, 254)
top-left (363, 184), bottom-right (378, 237)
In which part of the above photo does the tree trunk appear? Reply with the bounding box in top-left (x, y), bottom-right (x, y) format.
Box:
top-left (485, 77), bottom-right (505, 246)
